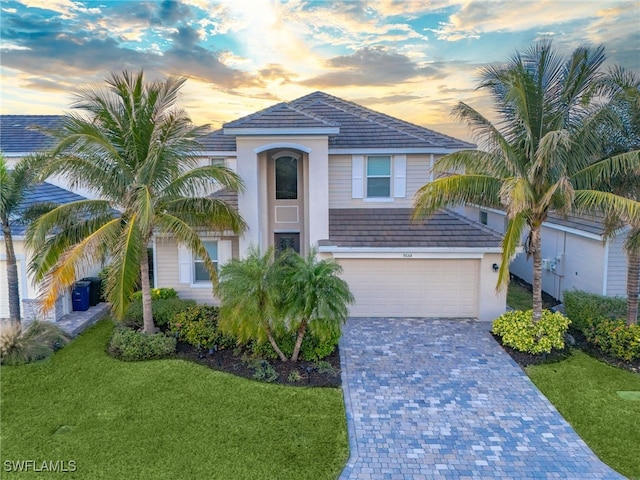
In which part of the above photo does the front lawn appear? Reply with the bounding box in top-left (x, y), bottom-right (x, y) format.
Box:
top-left (0, 320), bottom-right (348, 479)
top-left (527, 350), bottom-right (640, 479)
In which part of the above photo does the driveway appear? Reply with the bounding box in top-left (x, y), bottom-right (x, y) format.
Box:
top-left (338, 318), bottom-right (624, 480)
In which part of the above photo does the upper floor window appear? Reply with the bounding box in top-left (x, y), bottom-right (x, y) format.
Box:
top-left (210, 157), bottom-right (226, 167)
top-left (193, 241), bottom-right (218, 283)
top-left (275, 156), bottom-right (298, 200)
top-left (479, 210), bottom-right (488, 226)
top-left (366, 156), bottom-right (391, 197)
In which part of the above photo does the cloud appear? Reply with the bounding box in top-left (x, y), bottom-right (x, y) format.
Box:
top-left (301, 46), bottom-right (444, 87)
top-left (430, 0), bottom-right (615, 41)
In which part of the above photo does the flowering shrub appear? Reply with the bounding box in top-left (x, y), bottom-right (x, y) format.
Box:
top-left (492, 310), bottom-right (570, 354)
top-left (586, 319), bottom-right (640, 362)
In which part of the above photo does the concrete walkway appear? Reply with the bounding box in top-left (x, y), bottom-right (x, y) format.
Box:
top-left (338, 318), bottom-right (624, 480)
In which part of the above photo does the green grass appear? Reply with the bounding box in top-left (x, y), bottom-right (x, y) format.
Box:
top-left (507, 281), bottom-right (534, 311)
top-left (527, 350), bottom-right (640, 479)
top-left (0, 320), bottom-right (348, 479)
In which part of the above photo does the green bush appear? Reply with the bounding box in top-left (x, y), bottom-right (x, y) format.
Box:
top-left (124, 298), bottom-right (196, 327)
top-left (563, 290), bottom-right (628, 333)
top-left (586, 319), bottom-right (640, 362)
top-left (108, 328), bottom-right (176, 361)
top-left (169, 305), bottom-right (235, 350)
top-left (492, 310), bottom-right (571, 354)
top-left (130, 288), bottom-right (178, 301)
top-left (249, 328), bottom-right (340, 361)
top-left (0, 320), bottom-right (70, 366)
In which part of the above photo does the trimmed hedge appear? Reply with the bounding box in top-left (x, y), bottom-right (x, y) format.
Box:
top-left (108, 328), bottom-right (176, 361)
top-left (492, 309), bottom-right (570, 354)
top-left (124, 298), bottom-right (196, 327)
top-left (169, 305), bottom-right (235, 350)
top-left (563, 290), bottom-right (628, 333)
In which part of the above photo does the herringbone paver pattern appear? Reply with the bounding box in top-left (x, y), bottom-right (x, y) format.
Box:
top-left (339, 318), bottom-right (624, 480)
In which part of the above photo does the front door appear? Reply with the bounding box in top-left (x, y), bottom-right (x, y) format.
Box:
top-left (269, 153), bottom-right (304, 254)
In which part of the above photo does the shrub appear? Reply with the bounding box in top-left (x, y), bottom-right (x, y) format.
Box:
top-left (1, 320), bottom-right (69, 366)
top-left (241, 357), bottom-right (278, 382)
top-left (108, 328), bottom-right (176, 361)
top-left (169, 305), bottom-right (235, 350)
top-left (130, 288), bottom-right (178, 301)
top-left (492, 310), bottom-right (571, 354)
top-left (563, 290), bottom-right (628, 333)
top-left (124, 298), bottom-right (196, 327)
top-left (249, 328), bottom-right (340, 361)
top-left (585, 319), bottom-right (640, 362)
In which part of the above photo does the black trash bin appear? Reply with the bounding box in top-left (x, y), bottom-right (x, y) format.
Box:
top-left (82, 277), bottom-right (103, 306)
top-left (72, 281), bottom-right (91, 311)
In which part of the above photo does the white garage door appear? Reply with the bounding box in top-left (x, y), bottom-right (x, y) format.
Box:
top-left (338, 258), bottom-right (479, 318)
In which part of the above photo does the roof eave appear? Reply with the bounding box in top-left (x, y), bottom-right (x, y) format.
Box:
top-left (223, 127), bottom-right (340, 135)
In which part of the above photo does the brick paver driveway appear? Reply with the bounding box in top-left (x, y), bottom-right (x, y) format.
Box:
top-left (338, 318), bottom-right (624, 480)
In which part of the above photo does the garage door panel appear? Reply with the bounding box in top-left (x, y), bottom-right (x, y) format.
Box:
top-left (338, 259), bottom-right (478, 318)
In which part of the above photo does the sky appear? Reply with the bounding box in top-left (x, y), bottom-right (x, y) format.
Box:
top-left (1, 0), bottom-right (639, 142)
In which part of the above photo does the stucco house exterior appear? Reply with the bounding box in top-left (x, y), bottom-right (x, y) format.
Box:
top-left (2, 95), bottom-right (508, 322)
top-left (458, 205), bottom-right (630, 301)
top-left (152, 92), bottom-right (507, 321)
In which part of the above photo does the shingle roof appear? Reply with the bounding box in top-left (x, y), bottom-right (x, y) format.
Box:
top-left (210, 187), bottom-right (238, 210)
top-left (0, 115), bottom-right (63, 153)
top-left (291, 92), bottom-right (474, 150)
top-left (5, 182), bottom-right (86, 237)
top-left (210, 91), bottom-right (474, 151)
top-left (223, 102), bottom-right (339, 129)
top-left (325, 208), bottom-right (502, 248)
top-left (545, 212), bottom-right (606, 236)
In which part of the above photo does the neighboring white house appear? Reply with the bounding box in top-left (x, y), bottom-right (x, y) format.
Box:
top-left (458, 205), bottom-right (629, 301)
top-left (2, 95), bottom-right (508, 322)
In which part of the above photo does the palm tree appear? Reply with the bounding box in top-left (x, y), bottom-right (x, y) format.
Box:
top-left (283, 248), bottom-right (353, 362)
top-left (592, 67), bottom-right (640, 325)
top-left (413, 41), bottom-right (640, 322)
top-left (26, 71), bottom-right (245, 334)
top-left (0, 154), bottom-right (43, 323)
top-left (216, 247), bottom-right (289, 362)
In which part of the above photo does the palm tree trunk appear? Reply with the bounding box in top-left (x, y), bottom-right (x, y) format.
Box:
top-left (530, 225), bottom-right (543, 322)
top-left (139, 256), bottom-right (155, 334)
top-left (626, 251), bottom-right (640, 326)
top-left (3, 224), bottom-right (21, 323)
top-left (291, 321), bottom-right (307, 362)
top-left (264, 324), bottom-right (288, 362)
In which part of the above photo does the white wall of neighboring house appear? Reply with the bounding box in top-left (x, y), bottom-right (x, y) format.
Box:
top-left (458, 205), bottom-right (630, 301)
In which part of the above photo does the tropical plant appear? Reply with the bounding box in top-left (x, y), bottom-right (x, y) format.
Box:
top-left (590, 67), bottom-right (640, 325)
top-left (26, 71), bottom-right (245, 334)
top-left (0, 320), bottom-right (69, 366)
top-left (413, 40), bottom-right (640, 322)
top-left (0, 154), bottom-right (47, 323)
top-left (283, 248), bottom-right (353, 362)
top-left (216, 247), bottom-right (289, 361)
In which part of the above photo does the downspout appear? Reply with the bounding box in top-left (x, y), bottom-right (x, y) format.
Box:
top-left (602, 239), bottom-right (609, 296)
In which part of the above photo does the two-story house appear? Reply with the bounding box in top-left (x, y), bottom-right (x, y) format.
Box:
top-left (152, 92), bottom-right (507, 321)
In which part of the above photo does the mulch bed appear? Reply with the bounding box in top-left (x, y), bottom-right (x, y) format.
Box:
top-left (174, 341), bottom-right (342, 388)
top-left (494, 327), bottom-right (640, 374)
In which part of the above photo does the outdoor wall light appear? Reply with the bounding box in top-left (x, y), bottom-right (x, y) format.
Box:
top-left (492, 263), bottom-right (499, 272)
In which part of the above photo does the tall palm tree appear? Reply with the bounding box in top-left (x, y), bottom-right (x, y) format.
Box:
top-left (413, 41), bottom-right (640, 322)
top-left (1, 154), bottom-right (41, 322)
top-left (283, 248), bottom-right (353, 362)
top-left (216, 247), bottom-right (289, 362)
top-left (26, 71), bottom-right (245, 334)
top-left (592, 67), bottom-right (640, 325)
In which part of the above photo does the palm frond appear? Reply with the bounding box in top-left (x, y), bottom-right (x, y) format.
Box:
top-left (413, 174), bottom-right (502, 221)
